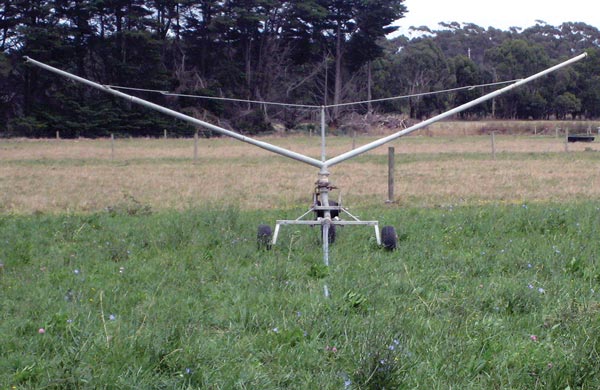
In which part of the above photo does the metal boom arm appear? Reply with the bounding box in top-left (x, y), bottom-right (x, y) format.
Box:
top-left (25, 53), bottom-right (587, 168)
top-left (323, 52), bottom-right (588, 168)
top-left (23, 56), bottom-right (324, 169)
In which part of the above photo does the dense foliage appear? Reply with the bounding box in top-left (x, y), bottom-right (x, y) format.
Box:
top-left (1, 1), bottom-right (599, 137)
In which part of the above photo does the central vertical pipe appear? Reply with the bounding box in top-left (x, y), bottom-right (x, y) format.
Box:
top-left (319, 107), bottom-right (331, 297)
top-left (318, 165), bottom-right (331, 298)
top-left (322, 223), bottom-right (330, 268)
top-left (320, 106), bottom-right (326, 162)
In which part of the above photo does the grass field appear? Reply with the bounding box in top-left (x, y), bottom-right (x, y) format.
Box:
top-left (2, 130), bottom-right (600, 213)
top-left (2, 130), bottom-right (600, 388)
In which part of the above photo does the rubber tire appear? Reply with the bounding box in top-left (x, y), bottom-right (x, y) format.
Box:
top-left (321, 224), bottom-right (336, 244)
top-left (257, 224), bottom-right (272, 250)
top-left (381, 225), bottom-right (398, 250)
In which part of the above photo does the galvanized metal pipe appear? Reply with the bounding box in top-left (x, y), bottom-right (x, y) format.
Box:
top-left (25, 53), bottom-right (586, 170)
top-left (323, 53), bottom-right (587, 168)
top-left (320, 106), bottom-right (326, 162)
top-left (23, 56), bottom-right (325, 169)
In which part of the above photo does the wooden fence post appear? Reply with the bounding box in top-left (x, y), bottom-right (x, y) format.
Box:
top-left (386, 146), bottom-right (395, 203)
top-left (111, 133), bottom-right (115, 160)
top-left (194, 131), bottom-right (199, 163)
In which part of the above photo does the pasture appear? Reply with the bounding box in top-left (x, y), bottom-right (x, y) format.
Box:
top-left (2, 126), bottom-right (600, 213)
top-left (2, 128), bottom-right (600, 388)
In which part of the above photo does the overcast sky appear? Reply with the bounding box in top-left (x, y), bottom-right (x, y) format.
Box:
top-left (394, 0), bottom-right (600, 36)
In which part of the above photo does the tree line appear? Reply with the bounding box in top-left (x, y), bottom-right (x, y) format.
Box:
top-left (1, 0), bottom-right (599, 138)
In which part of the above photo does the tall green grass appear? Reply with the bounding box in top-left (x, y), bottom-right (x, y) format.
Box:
top-left (2, 202), bottom-right (600, 389)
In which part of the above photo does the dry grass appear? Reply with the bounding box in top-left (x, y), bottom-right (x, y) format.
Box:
top-left (413, 119), bottom-right (600, 137)
top-left (2, 129), bottom-right (600, 213)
